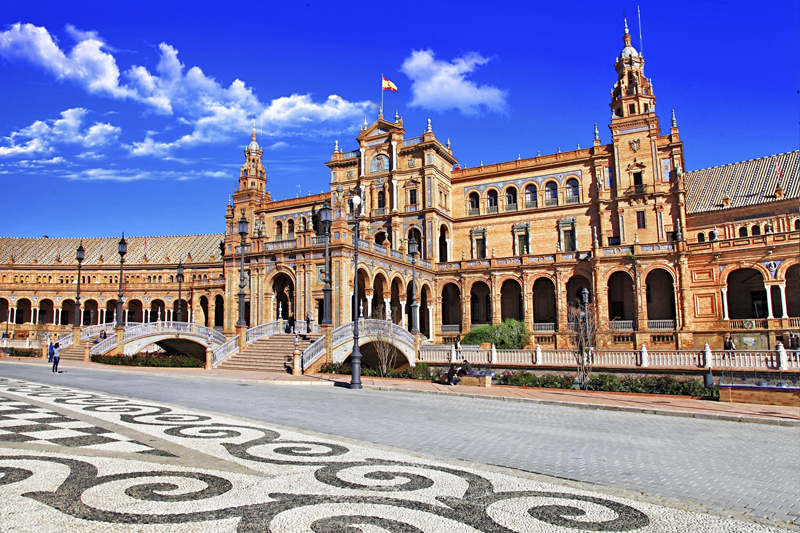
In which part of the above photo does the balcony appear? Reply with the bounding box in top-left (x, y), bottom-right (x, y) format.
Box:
top-left (728, 318), bottom-right (768, 330)
top-left (624, 184), bottom-right (649, 196)
top-left (405, 205), bottom-right (419, 213)
top-left (486, 205), bottom-right (498, 214)
top-left (566, 196), bottom-right (580, 204)
top-left (609, 320), bottom-right (635, 331)
top-left (441, 325), bottom-right (461, 334)
top-left (525, 201), bottom-right (538, 209)
top-left (468, 208), bottom-right (480, 216)
top-left (505, 203), bottom-right (518, 212)
top-left (532, 322), bottom-right (555, 332)
top-left (647, 320), bottom-right (675, 330)
top-left (264, 239), bottom-right (297, 251)
top-left (372, 208), bottom-right (386, 216)
top-left (545, 198), bottom-right (558, 207)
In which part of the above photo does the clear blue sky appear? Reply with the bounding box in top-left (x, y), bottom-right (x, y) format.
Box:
top-left (1, 1), bottom-right (797, 238)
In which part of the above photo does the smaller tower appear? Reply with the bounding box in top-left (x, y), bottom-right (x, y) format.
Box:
top-left (610, 18), bottom-right (656, 120)
top-left (239, 121), bottom-right (267, 193)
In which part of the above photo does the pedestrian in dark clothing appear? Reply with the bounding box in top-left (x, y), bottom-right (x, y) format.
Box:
top-left (447, 364), bottom-right (460, 386)
top-left (305, 314), bottom-right (310, 332)
top-left (48, 342), bottom-right (55, 363)
top-left (288, 315), bottom-right (295, 333)
top-left (52, 342), bottom-right (61, 373)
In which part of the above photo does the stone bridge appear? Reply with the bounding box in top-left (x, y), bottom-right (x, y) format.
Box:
top-left (85, 322), bottom-right (226, 357)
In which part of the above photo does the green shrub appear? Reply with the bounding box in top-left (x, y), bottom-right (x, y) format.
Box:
top-left (461, 319), bottom-right (531, 349)
top-left (91, 354), bottom-right (203, 368)
top-left (318, 361), bottom-right (433, 380)
top-left (7, 348), bottom-right (40, 358)
top-left (498, 371), bottom-right (717, 397)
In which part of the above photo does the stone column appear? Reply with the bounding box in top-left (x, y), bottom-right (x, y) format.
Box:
top-left (720, 288), bottom-right (729, 321)
top-left (462, 280), bottom-right (471, 332)
top-left (491, 274), bottom-right (501, 325)
top-left (427, 305), bottom-right (434, 338)
top-left (765, 284), bottom-right (774, 319)
top-left (366, 294), bottom-right (373, 318)
top-left (400, 300), bottom-right (407, 330)
top-left (522, 273), bottom-right (534, 332)
top-left (778, 283), bottom-right (788, 318)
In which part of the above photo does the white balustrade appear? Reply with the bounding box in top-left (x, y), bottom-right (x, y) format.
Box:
top-left (90, 337), bottom-right (116, 356)
top-left (647, 320), bottom-right (676, 330)
top-left (538, 349), bottom-right (573, 365)
top-left (494, 349), bottom-right (536, 365)
top-left (591, 350), bottom-right (638, 366)
top-left (212, 336), bottom-right (239, 366)
top-left (246, 321), bottom-right (281, 344)
top-left (301, 337), bottom-right (326, 370)
top-left (55, 332), bottom-right (74, 350)
top-left (417, 349), bottom-right (451, 363)
top-left (1, 338), bottom-right (41, 350)
top-left (609, 320), bottom-right (634, 331)
top-left (710, 350), bottom-right (783, 369)
top-left (80, 323), bottom-right (115, 341)
top-left (532, 323), bottom-right (555, 332)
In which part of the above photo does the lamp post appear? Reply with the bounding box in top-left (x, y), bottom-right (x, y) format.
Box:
top-left (237, 209), bottom-right (249, 327)
top-left (349, 183), bottom-right (363, 389)
top-left (581, 287), bottom-right (590, 353)
top-left (116, 235), bottom-right (127, 326)
top-left (176, 260), bottom-right (184, 323)
top-left (319, 199), bottom-right (333, 325)
top-left (408, 235), bottom-right (420, 334)
top-left (73, 242), bottom-right (85, 327)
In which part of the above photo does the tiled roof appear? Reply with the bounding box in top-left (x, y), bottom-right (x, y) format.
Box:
top-left (684, 151), bottom-right (799, 214)
top-left (0, 234), bottom-right (225, 267)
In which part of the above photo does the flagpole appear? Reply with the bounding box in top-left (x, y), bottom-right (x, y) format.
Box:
top-left (380, 74), bottom-right (384, 117)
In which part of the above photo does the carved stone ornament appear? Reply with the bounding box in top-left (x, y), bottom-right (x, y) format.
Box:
top-left (628, 139), bottom-right (641, 152)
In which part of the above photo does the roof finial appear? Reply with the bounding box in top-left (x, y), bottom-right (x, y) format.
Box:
top-left (426, 118), bottom-right (432, 133)
top-left (594, 123), bottom-right (599, 141)
top-left (447, 138), bottom-right (451, 149)
top-left (394, 109), bottom-right (399, 122)
top-left (624, 16), bottom-right (630, 35)
top-left (334, 140), bottom-right (339, 153)
top-left (671, 110), bottom-right (677, 128)
top-left (252, 117), bottom-right (256, 134)
top-left (379, 105), bottom-right (383, 118)
top-left (363, 117), bottom-right (368, 130)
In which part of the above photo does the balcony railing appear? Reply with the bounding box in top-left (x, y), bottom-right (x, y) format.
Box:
top-left (312, 235), bottom-right (327, 246)
top-left (525, 201), bottom-right (538, 209)
top-left (566, 196), bottom-right (580, 204)
top-left (405, 205), bottom-right (419, 212)
top-left (505, 203), bottom-right (518, 211)
top-left (264, 239), bottom-right (297, 251)
top-left (532, 322), bottom-right (555, 332)
top-left (441, 325), bottom-right (461, 333)
top-left (609, 320), bottom-right (635, 331)
top-left (648, 319), bottom-right (676, 330)
top-left (728, 318), bottom-right (769, 330)
top-left (372, 208), bottom-right (386, 216)
top-left (624, 184), bottom-right (649, 195)
top-left (468, 208), bottom-right (480, 216)
top-left (545, 198), bottom-right (558, 207)
top-left (486, 205), bottom-right (498, 214)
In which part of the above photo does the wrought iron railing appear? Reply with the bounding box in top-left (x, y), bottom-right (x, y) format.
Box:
top-left (545, 198), bottom-right (558, 207)
top-left (505, 203), bottom-right (517, 211)
top-left (525, 201), bottom-right (538, 209)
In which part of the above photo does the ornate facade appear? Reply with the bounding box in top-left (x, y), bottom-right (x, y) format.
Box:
top-left (1, 23), bottom-right (798, 352)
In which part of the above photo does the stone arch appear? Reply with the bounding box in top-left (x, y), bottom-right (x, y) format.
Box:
top-left (269, 272), bottom-right (296, 322)
top-left (287, 218), bottom-right (295, 237)
top-left (438, 224), bottom-right (450, 263)
top-left (15, 298), bottom-right (32, 324)
top-left (441, 282), bottom-right (462, 331)
top-left (407, 226), bottom-right (424, 260)
top-left (566, 274), bottom-right (592, 308)
top-left (39, 299), bottom-right (54, 325)
top-left (172, 298), bottom-right (190, 322)
top-left (524, 182), bottom-right (538, 208)
top-left (372, 272), bottom-right (389, 318)
top-left (199, 296), bottom-right (209, 327)
top-left (127, 299), bottom-right (144, 323)
top-left (214, 295), bottom-right (225, 328)
top-left (389, 276), bottom-right (404, 324)
top-left (504, 185), bottom-right (518, 208)
top-left (532, 277), bottom-right (556, 325)
top-left (420, 281), bottom-right (433, 337)
top-left (727, 268), bottom-right (768, 319)
top-left (500, 279), bottom-right (522, 321)
top-left (275, 220), bottom-right (283, 239)
top-left (82, 299), bottom-right (99, 325)
top-left (150, 299), bottom-right (166, 322)
top-left (544, 180), bottom-right (559, 206)
top-left (105, 299), bottom-right (117, 324)
top-left (485, 188), bottom-right (499, 211)
top-left (720, 262), bottom-right (770, 285)
top-left (467, 190), bottom-right (480, 212)
top-left (352, 267), bottom-right (369, 320)
top-left (0, 298), bottom-right (8, 325)
top-left (645, 268), bottom-right (676, 322)
top-left (469, 280), bottom-right (492, 325)
top-left (607, 271), bottom-right (635, 322)
top-left (785, 263), bottom-right (799, 318)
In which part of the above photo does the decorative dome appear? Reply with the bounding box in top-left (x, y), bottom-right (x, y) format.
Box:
top-left (620, 45), bottom-right (639, 60)
top-left (247, 139), bottom-right (260, 152)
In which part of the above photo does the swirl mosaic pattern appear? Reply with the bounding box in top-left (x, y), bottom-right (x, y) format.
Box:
top-left (0, 377), bottom-right (785, 532)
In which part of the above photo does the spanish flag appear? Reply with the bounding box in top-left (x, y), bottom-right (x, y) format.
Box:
top-left (382, 76), bottom-right (397, 92)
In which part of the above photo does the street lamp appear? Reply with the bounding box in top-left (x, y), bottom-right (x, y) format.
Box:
top-left (408, 235), bottom-right (420, 334)
top-left (237, 209), bottom-right (249, 327)
top-left (176, 260), bottom-right (184, 323)
top-left (116, 235), bottom-right (127, 326)
top-left (73, 242), bottom-right (85, 327)
top-left (319, 199), bottom-right (333, 326)
top-left (349, 183), bottom-right (363, 389)
top-left (581, 287), bottom-right (590, 353)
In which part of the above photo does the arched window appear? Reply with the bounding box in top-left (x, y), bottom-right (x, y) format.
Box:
top-left (545, 182), bottom-right (558, 206)
top-left (697, 233), bottom-right (706, 243)
top-left (377, 190), bottom-right (386, 209)
top-left (505, 187), bottom-right (517, 210)
top-left (565, 179), bottom-right (580, 203)
top-left (738, 227), bottom-right (748, 237)
top-left (276, 221), bottom-right (283, 238)
top-left (287, 219), bottom-right (295, 237)
top-left (468, 192), bottom-right (480, 214)
top-left (751, 225), bottom-right (761, 236)
top-left (795, 219), bottom-right (800, 231)
top-left (487, 190), bottom-right (498, 212)
top-left (525, 185), bottom-right (538, 208)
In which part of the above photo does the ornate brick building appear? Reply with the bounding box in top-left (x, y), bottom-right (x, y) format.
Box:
top-left (1, 23), bottom-right (798, 352)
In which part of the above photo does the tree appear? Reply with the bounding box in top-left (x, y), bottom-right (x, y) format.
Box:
top-left (369, 310), bottom-right (400, 377)
top-left (567, 289), bottom-right (597, 390)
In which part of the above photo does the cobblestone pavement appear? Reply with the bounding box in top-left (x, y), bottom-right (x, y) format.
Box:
top-left (0, 376), bottom-right (793, 533)
top-left (0, 362), bottom-right (798, 530)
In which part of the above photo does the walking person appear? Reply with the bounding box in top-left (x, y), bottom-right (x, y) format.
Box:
top-left (47, 341), bottom-right (55, 363)
top-left (305, 313), bottom-right (310, 333)
top-left (52, 342), bottom-right (61, 373)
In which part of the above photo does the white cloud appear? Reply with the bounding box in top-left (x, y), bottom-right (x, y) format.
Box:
top-left (266, 141), bottom-right (290, 150)
top-left (400, 49), bottom-right (507, 116)
top-left (63, 167), bottom-right (177, 182)
top-left (0, 23), bottom-right (377, 158)
top-left (0, 108), bottom-right (120, 157)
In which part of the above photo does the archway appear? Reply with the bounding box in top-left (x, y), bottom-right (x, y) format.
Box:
top-left (39, 299), bottom-right (54, 325)
top-left (106, 300), bottom-right (117, 324)
top-left (645, 269), bottom-right (676, 324)
top-left (172, 299), bottom-right (190, 322)
top-left (0, 298), bottom-right (8, 326)
top-left (566, 275), bottom-right (592, 308)
top-left (441, 283), bottom-right (462, 330)
top-left (390, 277), bottom-right (403, 325)
top-left (127, 300), bottom-right (143, 323)
top-left (83, 300), bottom-right (99, 325)
top-left (533, 278), bottom-right (556, 325)
top-left (420, 284), bottom-right (431, 337)
top-left (373, 273), bottom-right (388, 319)
top-left (607, 271), bottom-right (635, 322)
top-left (786, 264), bottom-right (799, 318)
top-left (61, 300), bottom-right (75, 326)
top-left (214, 295), bottom-right (225, 328)
top-left (408, 227), bottom-right (424, 260)
top-left (15, 299), bottom-right (31, 324)
top-left (727, 268), bottom-right (767, 319)
top-left (500, 279), bottom-right (522, 321)
top-left (150, 300), bottom-right (165, 322)
top-left (438, 225), bottom-right (449, 263)
top-left (272, 273), bottom-right (295, 322)
top-left (352, 268), bottom-right (368, 321)
top-left (200, 296), bottom-right (209, 327)
top-left (469, 281), bottom-right (491, 326)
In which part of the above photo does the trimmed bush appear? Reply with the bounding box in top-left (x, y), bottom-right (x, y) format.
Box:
top-left (7, 348), bottom-right (40, 358)
top-left (318, 361), bottom-right (433, 380)
top-left (461, 319), bottom-right (531, 349)
top-left (91, 354), bottom-right (203, 368)
top-left (497, 371), bottom-right (717, 397)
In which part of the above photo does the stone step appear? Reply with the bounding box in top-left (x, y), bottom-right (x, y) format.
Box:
top-left (219, 333), bottom-right (322, 373)
top-left (59, 345), bottom-right (85, 361)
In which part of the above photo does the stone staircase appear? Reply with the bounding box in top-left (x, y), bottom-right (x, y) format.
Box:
top-left (218, 333), bottom-right (322, 373)
top-left (59, 344), bottom-right (86, 361)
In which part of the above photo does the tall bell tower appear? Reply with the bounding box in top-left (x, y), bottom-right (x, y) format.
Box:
top-left (610, 18), bottom-right (656, 121)
top-left (239, 121), bottom-right (267, 193)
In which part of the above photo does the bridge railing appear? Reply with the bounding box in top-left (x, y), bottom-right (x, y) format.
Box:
top-left (212, 336), bottom-right (239, 366)
top-left (80, 323), bottom-right (115, 341)
top-left (124, 323), bottom-right (159, 342)
top-left (301, 336), bottom-right (326, 371)
top-left (90, 337), bottom-right (117, 356)
top-left (159, 322), bottom-right (226, 344)
top-left (246, 321), bottom-right (281, 344)
top-left (55, 332), bottom-right (74, 350)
